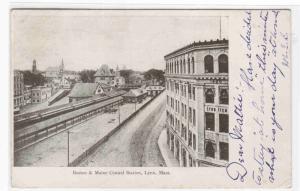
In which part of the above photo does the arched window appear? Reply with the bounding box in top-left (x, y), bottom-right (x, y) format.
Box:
top-left (219, 88), bottom-right (229, 104)
top-left (205, 88), bottom-right (214, 103)
top-left (204, 55), bottom-right (214, 73)
top-left (205, 141), bottom-right (215, 158)
top-left (218, 54), bottom-right (228, 73)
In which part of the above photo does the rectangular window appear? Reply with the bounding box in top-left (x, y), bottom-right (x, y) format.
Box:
top-left (220, 142), bottom-right (229, 161)
top-left (189, 107), bottom-right (192, 123)
top-left (193, 134), bottom-right (196, 150)
top-left (181, 124), bottom-right (184, 138)
top-left (167, 95), bottom-right (169, 106)
top-left (193, 109), bottom-right (196, 126)
top-left (188, 84), bottom-right (191, 99)
top-left (192, 87), bottom-right (195, 100)
top-left (219, 114), bottom-right (229, 133)
top-left (188, 130), bottom-right (192, 147)
top-left (205, 112), bottom-right (215, 131)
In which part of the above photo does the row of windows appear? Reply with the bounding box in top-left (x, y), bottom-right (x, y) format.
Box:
top-left (14, 83), bottom-right (23, 89)
top-left (167, 83), bottom-right (228, 105)
top-left (14, 90), bottom-right (23, 96)
top-left (32, 99), bottom-right (40, 103)
top-left (166, 54), bottom-right (228, 74)
top-left (168, 125), bottom-right (197, 152)
top-left (166, 82), bottom-right (196, 101)
top-left (167, 97), bottom-right (196, 126)
top-left (32, 92), bottom-right (40, 96)
top-left (14, 75), bottom-right (23, 81)
top-left (14, 97), bottom-right (23, 106)
top-left (205, 112), bottom-right (229, 133)
top-left (205, 88), bottom-right (229, 104)
top-left (205, 141), bottom-right (228, 161)
top-left (204, 54), bottom-right (228, 73)
top-left (166, 57), bottom-right (195, 74)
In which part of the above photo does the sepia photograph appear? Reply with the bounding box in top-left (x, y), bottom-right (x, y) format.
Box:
top-left (12, 9), bottom-right (229, 168)
top-left (10, 8), bottom-right (293, 189)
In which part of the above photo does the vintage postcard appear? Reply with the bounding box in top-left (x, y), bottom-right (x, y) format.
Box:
top-left (10, 8), bottom-right (291, 188)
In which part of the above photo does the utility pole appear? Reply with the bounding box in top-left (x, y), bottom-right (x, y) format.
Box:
top-left (118, 102), bottom-right (120, 125)
top-left (67, 131), bottom-right (70, 166)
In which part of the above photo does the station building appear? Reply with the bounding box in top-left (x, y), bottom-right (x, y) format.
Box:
top-left (164, 39), bottom-right (229, 167)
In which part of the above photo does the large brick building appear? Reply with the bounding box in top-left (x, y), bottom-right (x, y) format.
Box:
top-left (164, 39), bottom-right (229, 167)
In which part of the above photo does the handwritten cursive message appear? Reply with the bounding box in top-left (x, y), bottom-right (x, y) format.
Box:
top-left (226, 10), bottom-right (290, 186)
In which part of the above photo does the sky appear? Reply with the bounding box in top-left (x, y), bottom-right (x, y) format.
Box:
top-left (11, 10), bottom-right (228, 72)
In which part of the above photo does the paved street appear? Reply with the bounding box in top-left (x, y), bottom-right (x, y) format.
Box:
top-left (80, 91), bottom-right (166, 167)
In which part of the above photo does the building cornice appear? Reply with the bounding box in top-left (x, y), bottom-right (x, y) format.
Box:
top-left (164, 39), bottom-right (228, 60)
top-left (165, 73), bottom-right (228, 80)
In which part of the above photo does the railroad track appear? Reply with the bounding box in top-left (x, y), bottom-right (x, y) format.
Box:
top-left (14, 95), bottom-right (124, 152)
top-left (14, 90), bottom-right (126, 130)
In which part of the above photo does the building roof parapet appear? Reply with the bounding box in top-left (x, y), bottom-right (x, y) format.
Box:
top-left (164, 38), bottom-right (228, 59)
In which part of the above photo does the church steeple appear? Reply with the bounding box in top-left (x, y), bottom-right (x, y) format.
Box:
top-left (59, 58), bottom-right (64, 79)
top-left (32, 59), bottom-right (37, 74)
top-left (116, 65), bottom-right (120, 77)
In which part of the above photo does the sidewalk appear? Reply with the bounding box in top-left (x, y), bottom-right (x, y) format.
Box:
top-left (158, 128), bottom-right (180, 167)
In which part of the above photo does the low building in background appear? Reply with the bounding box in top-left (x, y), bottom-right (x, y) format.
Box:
top-left (145, 85), bottom-right (165, 96)
top-left (31, 86), bottom-right (52, 104)
top-left (68, 82), bottom-right (114, 103)
top-left (164, 39), bottom-right (229, 167)
top-left (14, 70), bottom-right (25, 113)
top-left (129, 73), bottom-right (145, 85)
top-left (122, 88), bottom-right (148, 103)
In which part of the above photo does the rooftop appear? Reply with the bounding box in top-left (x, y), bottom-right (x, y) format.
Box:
top-left (68, 83), bottom-right (99, 98)
top-left (94, 64), bottom-right (115, 77)
top-left (123, 89), bottom-right (147, 98)
top-left (164, 38), bottom-right (228, 58)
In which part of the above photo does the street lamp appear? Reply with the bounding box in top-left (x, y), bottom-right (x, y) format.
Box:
top-left (67, 130), bottom-right (70, 166)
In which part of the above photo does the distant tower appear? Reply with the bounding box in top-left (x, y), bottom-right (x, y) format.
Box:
top-left (32, 59), bottom-right (37, 74)
top-left (116, 65), bottom-right (120, 77)
top-left (59, 58), bottom-right (64, 78)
